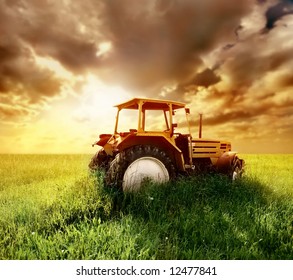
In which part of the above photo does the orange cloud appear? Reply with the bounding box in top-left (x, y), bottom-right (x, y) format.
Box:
top-left (0, 0), bottom-right (292, 153)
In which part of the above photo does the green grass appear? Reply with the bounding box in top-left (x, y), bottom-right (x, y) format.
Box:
top-left (0, 154), bottom-right (292, 259)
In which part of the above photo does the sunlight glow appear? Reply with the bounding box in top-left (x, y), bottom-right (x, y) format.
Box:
top-left (78, 74), bottom-right (130, 116)
top-left (69, 74), bottom-right (133, 138)
top-left (33, 53), bottom-right (73, 80)
top-left (96, 41), bottom-right (112, 57)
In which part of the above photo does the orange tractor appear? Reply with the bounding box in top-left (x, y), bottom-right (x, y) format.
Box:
top-left (89, 98), bottom-right (244, 191)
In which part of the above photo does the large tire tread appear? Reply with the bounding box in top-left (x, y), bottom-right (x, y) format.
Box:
top-left (231, 156), bottom-right (244, 180)
top-left (89, 148), bottom-right (111, 171)
top-left (105, 145), bottom-right (176, 190)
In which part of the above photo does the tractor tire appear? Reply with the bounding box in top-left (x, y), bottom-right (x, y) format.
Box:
top-left (230, 156), bottom-right (244, 181)
top-left (89, 148), bottom-right (110, 171)
top-left (105, 145), bottom-right (176, 191)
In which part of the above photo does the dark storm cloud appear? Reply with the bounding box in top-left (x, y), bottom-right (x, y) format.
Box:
top-left (0, 0), bottom-right (254, 122)
top-left (0, 40), bottom-right (63, 102)
top-left (0, 0), bottom-right (103, 72)
top-left (216, 24), bottom-right (293, 92)
top-left (0, 0), bottom-right (100, 121)
top-left (264, 0), bottom-right (293, 30)
top-left (174, 0), bottom-right (293, 140)
top-left (191, 110), bottom-right (254, 126)
top-left (1, 0), bottom-right (292, 142)
top-left (98, 0), bottom-right (252, 92)
top-left (189, 68), bottom-right (221, 88)
top-left (0, 1), bottom-right (61, 109)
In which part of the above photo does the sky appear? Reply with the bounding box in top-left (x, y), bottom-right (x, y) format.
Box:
top-left (0, 0), bottom-right (292, 154)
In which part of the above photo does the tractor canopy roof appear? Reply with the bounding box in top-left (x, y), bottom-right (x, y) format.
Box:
top-left (115, 98), bottom-right (186, 111)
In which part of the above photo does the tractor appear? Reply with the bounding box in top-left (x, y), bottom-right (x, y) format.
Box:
top-left (89, 98), bottom-right (244, 191)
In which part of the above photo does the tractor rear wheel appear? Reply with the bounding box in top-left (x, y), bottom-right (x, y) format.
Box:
top-left (231, 157), bottom-right (244, 181)
top-left (105, 145), bottom-right (176, 191)
top-left (89, 148), bottom-right (110, 171)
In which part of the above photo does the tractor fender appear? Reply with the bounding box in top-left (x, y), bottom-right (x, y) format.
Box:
top-left (216, 151), bottom-right (237, 174)
top-left (116, 134), bottom-right (186, 172)
top-left (96, 134), bottom-right (112, 147)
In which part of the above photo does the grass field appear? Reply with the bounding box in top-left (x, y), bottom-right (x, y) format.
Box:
top-left (0, 154), bottom-right (292, 260)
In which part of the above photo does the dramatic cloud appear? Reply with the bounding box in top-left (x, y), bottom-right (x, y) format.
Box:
top-left (0, 0), bottom-right (292, 153)
top-left (264, 0), bottom-right (293, 30)
top-left (162, 0), bottom-right (293, 152)
top-left (97, 0), bottom-right (253, 92)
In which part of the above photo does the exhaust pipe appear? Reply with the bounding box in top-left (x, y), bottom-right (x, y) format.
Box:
top-left (199, 113), bottom-right (203, 138)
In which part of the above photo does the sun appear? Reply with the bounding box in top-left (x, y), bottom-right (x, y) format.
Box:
top-left (73, 74), bottom-right (132, 122)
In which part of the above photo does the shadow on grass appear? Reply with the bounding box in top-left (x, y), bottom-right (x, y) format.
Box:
top-left (20, 172), bottom-right (291, 260)
top-left (102, 174), bottom-right (293, 259)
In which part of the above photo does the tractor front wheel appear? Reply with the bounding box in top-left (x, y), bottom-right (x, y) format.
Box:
top-left (105, 145), bottom-right (176, 191)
